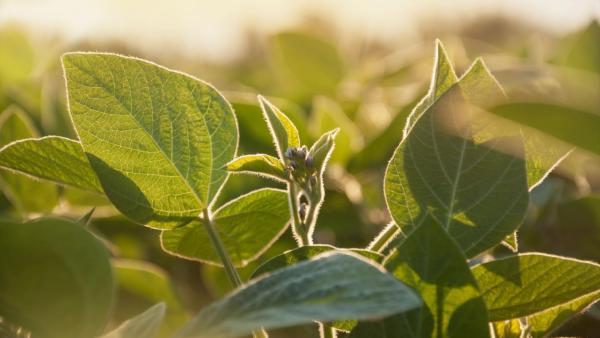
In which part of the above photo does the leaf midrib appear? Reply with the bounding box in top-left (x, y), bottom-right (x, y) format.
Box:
top-left (72, 56), bottom-right (211, 209)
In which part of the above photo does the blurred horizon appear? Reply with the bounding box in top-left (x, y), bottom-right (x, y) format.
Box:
top-left (1, 0), bottom-right (599, 62)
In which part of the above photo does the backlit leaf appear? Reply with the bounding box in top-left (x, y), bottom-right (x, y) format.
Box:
top-left (384, 46), bottom-right (529, 257)
top-left (472, 253), bottom-right (600, 321)
top-left (0, 136), bottom-right (102, 193)
top-left (378, 215), bottom-right (490, 338)
top-left (258, 95), bottom-right (300, 160)
top-left (161, 188), bottom-right (289, 267)
top-left (63, 53), bottom-right (237, 229)
top-left (226, 154), bottom-right (286, 182)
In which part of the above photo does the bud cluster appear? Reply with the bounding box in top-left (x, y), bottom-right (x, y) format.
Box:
top-left (284, 146), bottom-right (317, 189)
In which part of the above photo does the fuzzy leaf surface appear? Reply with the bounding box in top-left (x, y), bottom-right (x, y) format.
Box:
top-left (176, 252), bottom-right (421, 338)
top-left (63, 53), bottom-right (237, 229)
top-left (472, 253), bottom-right (600, 321)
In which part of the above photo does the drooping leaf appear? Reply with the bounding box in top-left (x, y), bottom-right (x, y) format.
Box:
top-left (226, 154), bottom-right (286, 182)
top-left (528, 290), bottom-right (600, 338)
top-left (251, 244), bottom-right (383, 278)
top-left (161, 188), bottom-right (290, 266)
top-left (0, 136), bottom-right (103, 193)
top-left (258, 95), bottom-right (300, 160)
top-left (269, 31), bottom-right (344, 98)
top-left (0, 107), bottom-right (59, 212)
top-left (384, 48), bottom-right (529, 257)
top-left (114, 260), bottom-right (187, 336)
top-left (175, 252), bottom-right (421, 338)
top-left (377, 215), bottom-right (490, 338)
top-left (472, 253), bottom-right (600, 321)
top-left (101, 303), bottom-right (165, 338)
top-left (62, 53), bottom-right (238, 229)
top-left (0, 218), bottom-right (114, 338)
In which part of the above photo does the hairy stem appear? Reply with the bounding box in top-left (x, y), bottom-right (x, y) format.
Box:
top-left (201, 208), bottom-right (242, 287)
top-left (288, 182), bottom-right (309, 246)
top-left (202, 209), bottom-right (269, 338)
top-left (368, 222), bottom-right (402, 252)
top-left (319, 323), bottom-right (337, 338)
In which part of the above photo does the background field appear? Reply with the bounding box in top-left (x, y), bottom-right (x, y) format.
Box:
top-left (0, 1), bottom-right (599, 337)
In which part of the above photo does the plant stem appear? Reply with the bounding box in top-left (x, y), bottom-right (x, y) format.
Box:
top-left (202, 209), bottom-right (269, 338)
top-left (201, 208), bottom-right (242, 287)
top-left (319, 323), bottom-right (337, 338)
top-left (288, 182), bottom-right (309, 246)
top-left (367, 222), bottom-right (401, 252)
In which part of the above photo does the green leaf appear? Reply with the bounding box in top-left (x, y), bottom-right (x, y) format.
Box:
top-left (0, 136), bottom-right (103, 193)
top-left (251, 244), bottom-right (383, 278)
top-left (62, 53), bottom-right (238, 229)
top-left (175, 252), bottom-right (421, 338)
top-left (379, 215), bottom-right (490, 338)
top-left (489, 102), bottom-right (600, 156)
top-left (404, 40), bottom-right (458, 133)
top-left (161, 188), bottom-right (290, 267)
top-left (269, 31), bottom-right (344, 98)
top-left (258, 95), bottom-right (300, 160)
top-left (528, 290), bottom-right (600, 338)
top-left (101, 303), bottom-right (165, 338)
top-left (384, 50), bottom-right (529, 257)
top-left (491, 320), bottom-right (522, 338)
top-left (226, 154), bottom-right (286, 182)
top-left (0, 107), bottom-right (59, 213)
top-left (114, 259), bottom-right (188, 335)
top-left (472, 253), bottom-right (600, 321)
top-left (308, 128), bottom-right (339, 175)
top-left (0, 218), bottom-right (114, 338)
top-left (251, 245), bottom-right (385, 332)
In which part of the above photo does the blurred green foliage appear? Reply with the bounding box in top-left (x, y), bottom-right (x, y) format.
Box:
top-left (0, 15), bottom-right (599, 338)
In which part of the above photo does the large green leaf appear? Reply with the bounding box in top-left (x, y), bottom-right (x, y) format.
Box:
top-left (378, 215), bottom-right (490, 338)
top-left (384, 47), bottom-right (529, 257)
top-left (62, 53), bottom-right (238, 229)
top-left (175, 252), bottom-right (421, 338)
top-left (251, 245), bottom-right (384, 332)
top-left (0, 107), bottom-right (59, 212)
top-left (528, 290), bottom-right (600, 338)
top-left (0, 218), bottom-right (114, 338)
top-left (258, 95), bottom-right (300, 160)
top-left (251, 244), bottom-right (383, 278)
top-left (472, 253), bottom-right (600, 321)
top-left (0, 136), bottom-right (102, 193)
top-left (101, 303), bottom-right (165, 338)
top-left (161, 188), bottom-right (290, 266)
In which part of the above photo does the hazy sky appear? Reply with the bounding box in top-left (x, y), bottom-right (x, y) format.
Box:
top-left (1, 0), bottom-right (599, 61)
